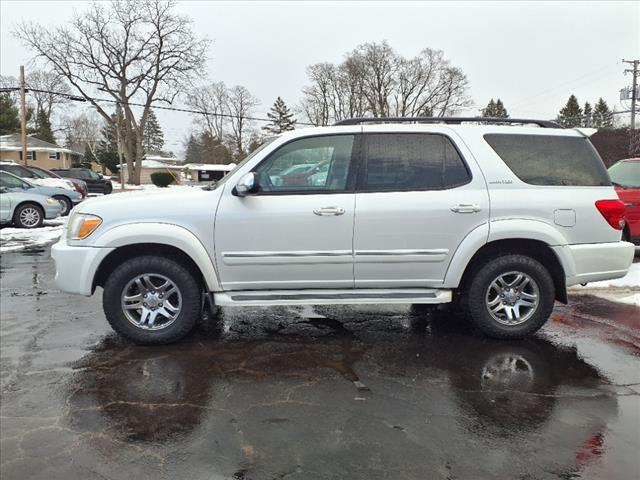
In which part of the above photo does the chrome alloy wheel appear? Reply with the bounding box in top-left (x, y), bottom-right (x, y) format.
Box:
top-left (121, 274), bottom-right (182, 330)
top-left (19, 207), bottom-right (41, 228)
top-left (485, 271), bottom-right (540, 326)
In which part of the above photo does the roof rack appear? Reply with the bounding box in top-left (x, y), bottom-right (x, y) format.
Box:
top-left (333, 116), bottom-right (562, 128)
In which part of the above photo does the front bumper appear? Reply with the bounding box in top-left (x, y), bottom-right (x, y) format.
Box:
top-left (553, 241), bottom-right (635, 287)
top-left (51, 237), bottom-right (114, 296)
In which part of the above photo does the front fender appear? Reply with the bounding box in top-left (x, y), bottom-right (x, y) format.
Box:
top-left (93, 222), bottom-right (221, 291)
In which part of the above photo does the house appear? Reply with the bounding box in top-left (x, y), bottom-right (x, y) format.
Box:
top-left (183, 163), bottom-right (236, 182)
top-left (120, 159), bottom-right (184, 184)
top-left (0, 134), bottom-right (82, 169)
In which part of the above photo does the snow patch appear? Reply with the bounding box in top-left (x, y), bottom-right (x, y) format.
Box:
top-left (0, 219), bottom-right (66, 253)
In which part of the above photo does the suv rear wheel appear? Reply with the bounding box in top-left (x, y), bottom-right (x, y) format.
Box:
top-left (465, 254), bottom-right (555, 339)
top-left (103, 255), bottom-right (201, 344)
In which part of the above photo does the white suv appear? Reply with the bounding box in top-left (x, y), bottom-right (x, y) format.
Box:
top-left (51, 118), bottom-right (635, 344)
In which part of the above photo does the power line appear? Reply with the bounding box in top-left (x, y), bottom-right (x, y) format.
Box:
top-left (0, 86), bottom-right (316, 126)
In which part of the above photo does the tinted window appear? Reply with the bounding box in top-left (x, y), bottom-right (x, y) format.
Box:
top-left (52, 170), bottom-right (72, 178)
top-left (255, 135), bottom-right (354, 193)
top-left (484, 134), bottom-right (610, 187)
top-left (362, 133), bottom-right (470, 191)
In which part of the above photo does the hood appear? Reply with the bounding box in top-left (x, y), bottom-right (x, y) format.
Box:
top-left (74, 186), bottom-right (224, 227)
top-left (31, 178), bottom-right (74, 190)
top-left (30, 183), bottom-right (81, 200)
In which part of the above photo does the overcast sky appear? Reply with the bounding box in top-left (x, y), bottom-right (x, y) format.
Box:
top-left (1, 0), bottom-right (638, 156)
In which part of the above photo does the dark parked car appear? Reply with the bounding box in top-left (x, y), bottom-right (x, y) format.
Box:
top-left (51, 168), bottom-right (113, 194)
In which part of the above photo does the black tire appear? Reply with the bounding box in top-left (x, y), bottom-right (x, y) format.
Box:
top-left (465, 254), bottom-right (555, 339)
top-left (53, 195), bottom-right (72, 216)
top-left (103, 182), bottom-right (113, 194)
top-left (103, 255), bottom-right (201, 344)
top-left (13, 203), bottom-right (44, 229)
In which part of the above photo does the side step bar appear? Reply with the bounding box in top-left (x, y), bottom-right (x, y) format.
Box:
top-left (214, 288), bottom-right (452, 307)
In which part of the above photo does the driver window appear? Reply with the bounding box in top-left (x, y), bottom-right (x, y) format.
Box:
top-left (254, 135), bottom-right (354, 193)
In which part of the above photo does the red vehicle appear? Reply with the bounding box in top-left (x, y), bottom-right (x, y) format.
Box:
top-left (608, 158), bottom-right (640, 244)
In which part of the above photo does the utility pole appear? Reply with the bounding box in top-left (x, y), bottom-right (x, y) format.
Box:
top-left (623, 59), bottom-right (639, 129)
top-left (115, 105), bottom-right (125, 191)
top-left (19, 66), bottom-right (28, 166)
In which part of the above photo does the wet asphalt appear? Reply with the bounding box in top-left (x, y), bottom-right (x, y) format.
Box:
top-left (0, 247), bottom-right (639, 480)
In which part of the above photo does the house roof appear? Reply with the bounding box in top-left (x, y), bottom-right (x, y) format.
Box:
top-left (145, 154), bottom-right (180, 163)
top-left (141, 159), bottom-right (183, 169)
top-left (0, 134), bottom-right (81, 155)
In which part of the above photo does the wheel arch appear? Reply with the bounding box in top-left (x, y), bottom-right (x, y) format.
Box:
top-left (90, 223), bottom-right (220, 293)
top-left (455, 238), bottom-right (567, 304)
top-left (13, 200), bottom-right (45, 222)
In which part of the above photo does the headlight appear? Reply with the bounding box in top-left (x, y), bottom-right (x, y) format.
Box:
top-left (45, 198), bottom-right (57, 205)
top-left (67, 213), bottom-right (102, 240)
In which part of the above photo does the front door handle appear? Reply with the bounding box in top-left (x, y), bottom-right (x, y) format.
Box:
top-left (314, 206), bottom-right (345, 216)
top-left (451, 204), bottom-right (481, 213)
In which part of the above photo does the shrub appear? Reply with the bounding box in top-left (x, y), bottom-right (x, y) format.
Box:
top-left (150, 172), bottom-right (175, 187)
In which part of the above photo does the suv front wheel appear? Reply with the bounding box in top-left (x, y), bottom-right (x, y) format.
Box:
top-left (465, 254), bottom-right (555, 339)
top-left (103, 255), bottom-right (201, 344)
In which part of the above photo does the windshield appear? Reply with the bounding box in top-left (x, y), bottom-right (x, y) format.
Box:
top-left (608, 161), bottom-right (640, 188)
top-left (209, 136), bottom-right (277, 189)
top-left (29, 168), bottom-right (56, 179)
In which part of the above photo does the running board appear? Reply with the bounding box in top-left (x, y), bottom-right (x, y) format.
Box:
top-left (213, 288), bottom-right (452, 307)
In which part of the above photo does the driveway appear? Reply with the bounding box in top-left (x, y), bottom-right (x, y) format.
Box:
top-left (1, 247), bottom-right (639, 479)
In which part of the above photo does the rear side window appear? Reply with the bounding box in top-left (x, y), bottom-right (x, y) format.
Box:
top-left (484, 134), bottom-right (610, 186)
top-left (362, 133), bottom-right (470, 191)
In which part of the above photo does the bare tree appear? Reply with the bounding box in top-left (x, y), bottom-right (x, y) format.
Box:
top-left (300, 42), bottom-right (471, 125)
top-left (25, 70), bottom-right (71, 123)
top-left (226, 85), bottom-right (260, 159)
top-left (15, 0), bottom-right (209, 184)
top-left (61, 110), bottom-right (103, 157)
top-left (185, 81), bottom-right (229, 140)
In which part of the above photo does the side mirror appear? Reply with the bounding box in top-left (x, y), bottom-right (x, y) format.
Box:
top-left (234, 172), bottom-right (259, 197)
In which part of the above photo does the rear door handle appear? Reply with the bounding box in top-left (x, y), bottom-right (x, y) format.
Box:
top-left (314, 206), bottom-right (345, 216)
top-left (451, 204), bottom-right (481, 213)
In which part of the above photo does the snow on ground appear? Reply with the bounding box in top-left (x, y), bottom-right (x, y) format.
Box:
top-left (0, 218), bottom-right (66, 253)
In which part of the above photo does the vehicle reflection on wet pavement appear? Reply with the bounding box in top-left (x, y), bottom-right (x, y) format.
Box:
top-left (1, 248), bottom-right (638, 480)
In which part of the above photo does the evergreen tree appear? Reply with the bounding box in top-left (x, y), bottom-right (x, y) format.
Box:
top-left (263, 97), bottom-right (296, 134)
top-left (557, 95), bottom-right (582, 128)
top-left (184, 131), bottom-right (233, 164)
top-left (592, 98), bottom-right (613, 129)
top-left (33, 109), bottom-right (56, 143)
top-left (481, 98), bottom-right (509, 118)
top-left (142, 110), bottom-right (164, 153)
top-left (0, 94), bottom-right (20, 135)
top-left (582, 102), bottom-right (592, 127)
top-left (95, 115), bottom-right (122, 173)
